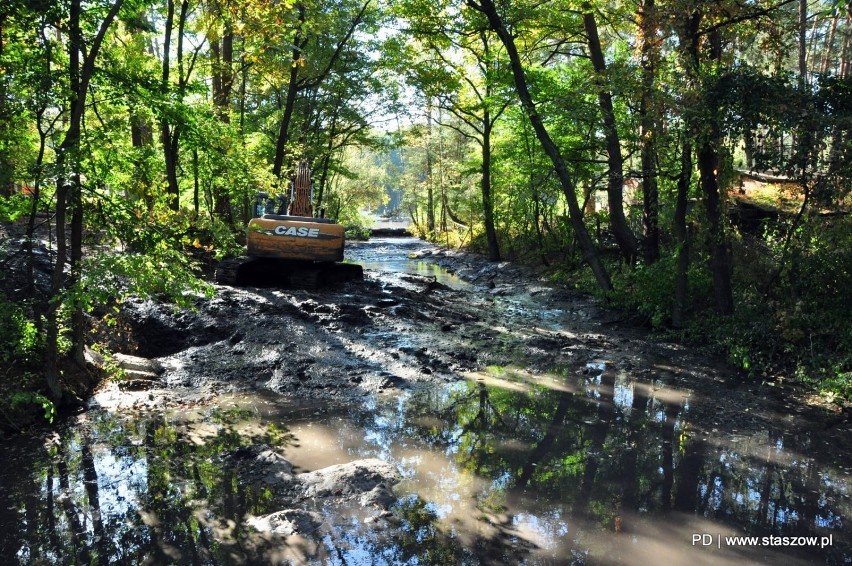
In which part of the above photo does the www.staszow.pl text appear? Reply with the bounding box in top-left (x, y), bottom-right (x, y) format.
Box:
top-left (692, 534), bottom-right (833, 548)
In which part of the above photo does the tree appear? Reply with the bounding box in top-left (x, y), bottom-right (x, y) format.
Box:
top-left (582, 2), bottom-right (640, 262)
top-left (45, 0), bottom-right (126, 401)
top-left (396, 0), bottom-right (511, 259)
top-left (269, 0), bottom-right (373, 186)
top-left (466, 0), bottom-right (613, 291)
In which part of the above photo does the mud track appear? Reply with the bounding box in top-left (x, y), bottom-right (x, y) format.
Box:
top-left (2, 234), bottom-right (851, 564)
top-left (98, 238), bottom-right (848, 453)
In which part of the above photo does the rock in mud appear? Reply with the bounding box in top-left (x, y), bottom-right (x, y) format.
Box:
top-left (298, 459), bottom-right (400, 501)
top-left (114, 353), bottom-right (165, 375)
top-left (246, 509), bottom-right (323, 537)
top-left (228, 447), bottom-right (399, 510)
top-left (227, 445), bottom-right (296, 487)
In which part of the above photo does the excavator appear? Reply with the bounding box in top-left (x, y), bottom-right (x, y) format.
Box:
top-left (215, 159), bottom-right (363, 288)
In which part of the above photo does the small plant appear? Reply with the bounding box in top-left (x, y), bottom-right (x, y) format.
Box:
top-left (91, 344), bottom-right (126, 381)
top-left (10, 391), bottom-right (56, 424)
top-left (0, 295), bottom-right (41, 364)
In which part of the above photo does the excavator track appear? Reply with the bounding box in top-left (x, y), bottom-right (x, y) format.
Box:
top-left (214, 256), bottom-right (362, 289)
top-left (214, 257), bottom-right (247, 286)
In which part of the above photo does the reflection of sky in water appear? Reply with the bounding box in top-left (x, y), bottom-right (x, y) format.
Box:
top-left (613, 373), bottom-right (634, 412)
top-left (513, 511), bottom-right (570, 549)
top-left (5, 370), bottom-right (850, 564)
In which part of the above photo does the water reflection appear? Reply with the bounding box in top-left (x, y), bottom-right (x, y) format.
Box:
top-left (0, 367), bottom-right (849, 565)
top-left (347, 237), bottom-right (470, 290)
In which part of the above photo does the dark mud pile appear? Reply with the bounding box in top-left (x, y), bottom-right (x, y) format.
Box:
top-left (102, 237), bottom-right (848, 437)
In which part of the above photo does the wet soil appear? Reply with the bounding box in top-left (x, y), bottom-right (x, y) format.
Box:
top-left (1, 237), bottom-right (850, 565)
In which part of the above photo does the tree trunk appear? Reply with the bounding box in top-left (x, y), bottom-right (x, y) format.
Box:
top-left (672, 140), bottom-right (692, 328)
top-left (480, 34), bottom-right (501, 261)
top-left (698, 130), bottom-right (734, 315)
top-left (583, 4), bottom-right (639, 262)
top-left (314, 109), bottom-right (341, 212)
top-left (679, 15), bottom-right (734, 316)
top-left (470, 0), bottom-right (612, 291)
top-left (161, 0), bottom-right (179, 211)
top-left (799, 0), bottom-right (808, 86)
top-left (638, 0), bottom-right (660, 264)
top-left (272, 4), bottom-right (307, 183)
top-left (26, 113), bottom-right (48, 305)
top-left (192, 148), bottom-right (200, 217)
top-left (841, 6), bottom-right (852, 78)
top-left (426, 104), bottom-right (436, 233)
top-left (0, 12), bottom-right (14, 196)
top-left (820, 14), bottom-right (838, 75)
top-left (482, 119), bottom-right (500, 261)
top-left (45, 0), bottom-right (126, 400)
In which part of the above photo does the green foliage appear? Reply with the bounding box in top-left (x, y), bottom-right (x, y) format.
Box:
top-left (0, 295), bottom-right (41, 364)
top-left (0, 194), bottom-right (32, 222)
top-left (607, 254), bottom-right (713, 328)
top-left (73, 245), bottom-right (214, 313)
top-left (682, 302), bottom-right (783, 374)
top-left (775, 218), bottom-right (852, 383)
top-left (672, 216), bottom-right (852, 391)
top-left (10, 391), bottom-right (56, 424)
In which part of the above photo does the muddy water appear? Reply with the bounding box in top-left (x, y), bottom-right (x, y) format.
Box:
top-left (350, 237), bottom-right (470, 290)
top-left (0, 240), bottom-right (850, 565)
top-left (1, 369), bottom-right (849, 565)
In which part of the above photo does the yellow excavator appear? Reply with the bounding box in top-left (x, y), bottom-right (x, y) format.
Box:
top-left (215, 159), bottom-right (363, 288)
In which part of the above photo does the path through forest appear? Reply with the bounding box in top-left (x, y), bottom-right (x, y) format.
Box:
top-left (0, 238), bottom-right (849, 564)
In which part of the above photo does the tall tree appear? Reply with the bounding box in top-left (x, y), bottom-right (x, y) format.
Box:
top-left (637, 0), bottom-right (660, 264)
top-left (467, 0), bottom-right (613, 291)
top-left (0, 6), bottom-right (13, 196)
top-left (161, 0), bottom-right (180, 210)
top-left (582, 2), bottom-right (640, 262)
top-left (270, 0), bottom-right (372, 187)
top-left (400, 10), bottom-right (510, 260)
top-left (45, 0), bottom-right (126, 400)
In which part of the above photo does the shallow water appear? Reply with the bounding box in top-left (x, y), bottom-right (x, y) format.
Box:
top-left (1, 364), bottom-right (848, 565)
top-left (348, 237), bottom-right (470, 290)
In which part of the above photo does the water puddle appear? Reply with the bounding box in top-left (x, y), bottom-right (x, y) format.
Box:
top-left (1, 365), bottom-right (848, 564)
top-left (347, 237), bottom-right (470, 290)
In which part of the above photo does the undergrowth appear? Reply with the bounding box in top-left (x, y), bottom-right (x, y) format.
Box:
top-left (557, 217), bottom-right (852, 401)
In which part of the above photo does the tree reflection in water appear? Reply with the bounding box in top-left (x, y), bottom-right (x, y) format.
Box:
top-left (0, 407), bottom-right (285, 565)
top-left (391, 367), bottom-right (849, 563)
top-left (0, 369), bottom-right (848, 564)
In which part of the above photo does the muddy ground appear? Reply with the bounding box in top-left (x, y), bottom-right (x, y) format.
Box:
top-left (2, 231), bottom-right (851, 564)
top-left (96, 237), bottom-right (848, 433)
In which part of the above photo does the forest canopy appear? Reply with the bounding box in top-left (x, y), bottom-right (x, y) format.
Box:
top-left (1, 0), bottom-right (851, 415)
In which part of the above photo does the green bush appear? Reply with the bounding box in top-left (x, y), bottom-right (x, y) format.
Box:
top-left (0, 193), bottom-right (31, 222)
top-left (607, 253), bottom-right (713, 328)
top-left (9, 391), bottom-right (56, 424)
top-left (0, 294), bottom-right (40, 364)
